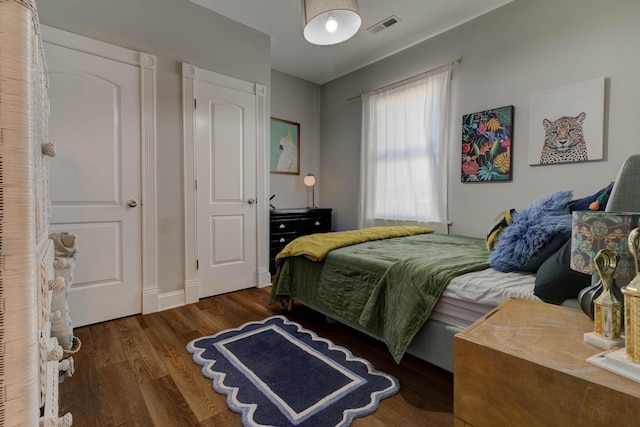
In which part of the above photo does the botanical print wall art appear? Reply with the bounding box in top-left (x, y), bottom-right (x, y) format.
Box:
top-left (461, 105), bottom-right (513, 182)
top-left (528, 77), bottom-right (604, 165)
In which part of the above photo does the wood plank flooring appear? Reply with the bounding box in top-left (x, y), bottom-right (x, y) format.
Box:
top-left (59, 286), bottom-right (454, 426)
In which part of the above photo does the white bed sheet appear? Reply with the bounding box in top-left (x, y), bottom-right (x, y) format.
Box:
top-left (430, 268), bottom-right (541, 329)
top-left (431, 268), bottom-right (580, 329)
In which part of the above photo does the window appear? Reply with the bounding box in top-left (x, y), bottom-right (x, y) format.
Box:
top-left (358, 68), bottom-right (451, 232)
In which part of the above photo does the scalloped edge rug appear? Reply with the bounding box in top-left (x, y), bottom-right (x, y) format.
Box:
top-left (187, 315), bottom-right (400, 426)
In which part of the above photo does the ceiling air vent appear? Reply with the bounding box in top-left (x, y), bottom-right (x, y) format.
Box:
top-left (367, 15), bottom-right (401, 34)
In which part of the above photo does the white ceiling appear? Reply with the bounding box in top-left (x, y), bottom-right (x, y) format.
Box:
top-left (190, 0), bottom-right (512, 85)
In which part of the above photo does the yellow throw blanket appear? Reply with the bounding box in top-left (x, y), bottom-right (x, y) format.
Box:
top-left (275, 225), bottom-right (433, 265)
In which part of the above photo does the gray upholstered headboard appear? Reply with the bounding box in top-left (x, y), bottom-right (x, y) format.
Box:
top-left (606, 154), bottom-right (640, 213)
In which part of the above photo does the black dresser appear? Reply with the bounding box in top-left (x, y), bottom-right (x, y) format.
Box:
top-left (269, 208), bottom-right (332, 274)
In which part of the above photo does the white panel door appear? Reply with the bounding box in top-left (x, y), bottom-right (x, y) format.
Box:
top-left (195, 80), bottom-right (257, 297)
top-left (45, 43), bottom-right (142, 327)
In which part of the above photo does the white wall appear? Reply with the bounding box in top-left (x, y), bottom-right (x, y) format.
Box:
top-left (38, 0), bottom-right (271, 295)
top-left (320, 0), bottom-right (640, 235)
top-left (270, 70), bottom-right (322, 210)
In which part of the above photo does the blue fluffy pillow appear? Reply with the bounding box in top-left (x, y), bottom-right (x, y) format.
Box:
top-left (489, 190), bottom-right (573, 272)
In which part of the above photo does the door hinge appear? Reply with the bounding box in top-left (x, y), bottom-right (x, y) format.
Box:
top-left (195, 180), bottom-right (197, 191)
top-left (196, 259), bottom-right (199, 270)
top-left (194, 98), bottom-right (197, 109)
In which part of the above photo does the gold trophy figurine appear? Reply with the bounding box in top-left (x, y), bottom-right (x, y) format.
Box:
top-left (593, 249), bottom-right (622, 340)
top-left (622, 228), bottom-right (640, 362)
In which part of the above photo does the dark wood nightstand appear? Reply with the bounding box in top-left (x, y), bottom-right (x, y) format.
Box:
top-left (269, 208), bottom-right (332, 274)
top-left (454, 297), bottom-right (640, 426)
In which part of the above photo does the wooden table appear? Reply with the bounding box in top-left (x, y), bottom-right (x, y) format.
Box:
top-left (454, 297), bottom-right (640, 426)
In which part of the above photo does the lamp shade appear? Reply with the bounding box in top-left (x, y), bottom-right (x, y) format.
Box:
top-left (302, 0), bottom-right (361, 45)
top-left (303, 173), bottom-right (316, 187)
top-left (571, 211), bottom-right (640, 284)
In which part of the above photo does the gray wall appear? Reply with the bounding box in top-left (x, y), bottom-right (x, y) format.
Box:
top-left (321, 0), bottom-right (640, 236)
top-left (38, 0), bottom-right (271, 295)
top-left (270, 70), bottom-right (322, 210)
top-left (36, 0), bottom-right (640, 296)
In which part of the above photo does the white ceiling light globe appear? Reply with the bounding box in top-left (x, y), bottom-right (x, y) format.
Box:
top-left (325, 15), bottom-right (338, 33)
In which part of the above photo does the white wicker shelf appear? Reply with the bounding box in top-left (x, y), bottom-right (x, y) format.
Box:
top-left (0, 0), bottom-right (72, 424)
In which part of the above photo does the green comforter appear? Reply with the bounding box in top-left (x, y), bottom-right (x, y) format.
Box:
top-left (270, 233), bottom-right (490, 363)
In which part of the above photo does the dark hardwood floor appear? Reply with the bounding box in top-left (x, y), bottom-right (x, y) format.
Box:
top-left (59, 286), bottom-right (454, 426)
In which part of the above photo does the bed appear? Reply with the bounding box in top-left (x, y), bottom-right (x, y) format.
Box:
top-left (270, 231), bottom-right (543, 372)
top-left (270, 154), bottom-right (640, 372)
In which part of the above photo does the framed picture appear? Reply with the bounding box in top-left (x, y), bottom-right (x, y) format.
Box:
top-left (461, 105), bottom-right (514, 182)
top-left (270, 117), bottom-right (300, 175)
top-left (528, 77), bottom-right (604, 165)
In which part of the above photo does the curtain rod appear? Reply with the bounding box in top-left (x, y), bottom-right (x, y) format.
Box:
top-left (346, 57), bottom-right (462, 102)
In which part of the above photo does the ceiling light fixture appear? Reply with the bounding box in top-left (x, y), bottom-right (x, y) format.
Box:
top-left (302, 0), bottom-right (361, 46)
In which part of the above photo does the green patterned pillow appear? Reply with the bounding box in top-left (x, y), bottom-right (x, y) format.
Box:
top-left (486, 208), bottom-right (516, 252)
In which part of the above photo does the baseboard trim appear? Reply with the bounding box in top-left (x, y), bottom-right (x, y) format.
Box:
top-left (185, 279), bottom-right (200, 304)
top-left (142, 288), bottom-right (159, 314)
top-left (158, 290), bottom-right (186, 311)
top-left (258, 267), bottom-right (271, 288)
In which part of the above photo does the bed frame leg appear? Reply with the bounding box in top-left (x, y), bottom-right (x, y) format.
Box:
top-left (287, 298), bottom-right (293, 311)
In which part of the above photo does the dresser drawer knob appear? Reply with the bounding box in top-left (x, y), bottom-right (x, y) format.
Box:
top-left (279, 224), bottom-right (286, 229)
top-left (315, 221), bottom-right (321, 226)
top-left (280, 238), bottom-right (285, 243)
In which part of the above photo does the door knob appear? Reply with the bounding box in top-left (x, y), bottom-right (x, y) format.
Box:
top-left (247, 198), bottom-right (256, 205)
top-left (127, 199), bottom-right (138, 208)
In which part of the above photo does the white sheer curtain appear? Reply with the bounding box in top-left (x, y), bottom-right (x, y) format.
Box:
top-left (358, 68), bottom-right (451, 233)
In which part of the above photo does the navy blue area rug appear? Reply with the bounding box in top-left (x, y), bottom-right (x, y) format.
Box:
top-left (187, 315), bottom-right (400, 426)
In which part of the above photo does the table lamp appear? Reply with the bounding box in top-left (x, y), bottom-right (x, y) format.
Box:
top-left (571, 211), bottom-right (640, 347)
top-left (304, 173), bottom-right (316, 209)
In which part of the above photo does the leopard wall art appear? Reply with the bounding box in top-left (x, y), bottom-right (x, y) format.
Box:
top-left (539, 112), bottom-right (588, 164)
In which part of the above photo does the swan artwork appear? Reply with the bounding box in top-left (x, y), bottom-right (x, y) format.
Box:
top-left (277, 128), bottom-right (298, 172)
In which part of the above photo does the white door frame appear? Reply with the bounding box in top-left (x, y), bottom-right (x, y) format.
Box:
top-left (182, 63), bottom-right (270, 305)
top-left (42, 26), bottom-right (159, 314)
